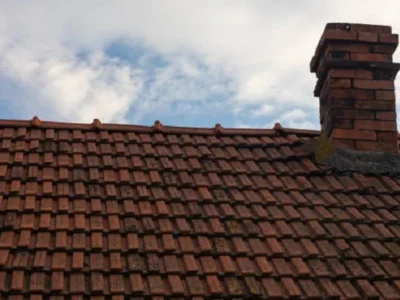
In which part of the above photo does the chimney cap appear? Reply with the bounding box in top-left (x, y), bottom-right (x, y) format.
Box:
top-left (324, 22), bottom-right (392, 34)
top-left (310, 22), bottom-right (398, 73)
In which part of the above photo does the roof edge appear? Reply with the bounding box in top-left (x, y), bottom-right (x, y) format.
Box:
top-left (0, 118), bottom-right (321, 137)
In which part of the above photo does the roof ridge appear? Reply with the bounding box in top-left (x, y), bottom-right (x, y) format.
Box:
top-left (0, 118), bottom-right (321, 136)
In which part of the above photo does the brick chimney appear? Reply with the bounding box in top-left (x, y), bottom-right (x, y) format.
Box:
top-left (311, 23), bottom-right (399, 153)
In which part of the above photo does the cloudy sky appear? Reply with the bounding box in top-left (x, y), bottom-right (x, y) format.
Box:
top-left (0, 1), bottom-right (399, 129)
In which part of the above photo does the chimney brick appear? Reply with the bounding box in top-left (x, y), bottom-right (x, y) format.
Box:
top-left (311, 23), bottom-right (400, 153)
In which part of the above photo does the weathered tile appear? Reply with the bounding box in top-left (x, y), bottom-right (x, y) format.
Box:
top-left (0, 122), bottom-right (398, 299)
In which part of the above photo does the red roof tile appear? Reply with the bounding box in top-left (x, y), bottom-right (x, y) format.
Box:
top-left (0, 119), bottom-right (399, 299)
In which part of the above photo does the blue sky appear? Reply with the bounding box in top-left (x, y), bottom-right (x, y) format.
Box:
top-left (0, 1), bottom-right (399, 129)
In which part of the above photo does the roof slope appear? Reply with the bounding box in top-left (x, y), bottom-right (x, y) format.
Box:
top-left (0, 120), bottom-right (399, 299)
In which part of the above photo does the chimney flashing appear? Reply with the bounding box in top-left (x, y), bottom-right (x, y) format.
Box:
top-left (321, 147), bottom-right (400, 175)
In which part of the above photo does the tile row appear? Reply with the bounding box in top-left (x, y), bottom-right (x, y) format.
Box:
top-left (1, 211), bottom-right (400, 236)
top-left (0, 180), bottom-right (400, 207)
top-left (0, 271), bottom-right (400, 298)
top-left (0, 128), bottom-right (302, 146)
top-left (1, 191), bottom-right (399, 214)
top-left (0, 156), bottom-right (321, 176)
top-left (1, 167), bottom-right (398, 189)
top-left (0, 250), bottom-right (399, 277)
top-left (0, 142), bottom-right (305, 160)
top-left (1, 162), bottom-right (399, 193)
top-left (0, 231), bottom-right (399, 258)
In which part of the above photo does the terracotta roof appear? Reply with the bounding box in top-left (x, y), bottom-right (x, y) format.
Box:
top-left (0, 118), bottom-right (400, 299)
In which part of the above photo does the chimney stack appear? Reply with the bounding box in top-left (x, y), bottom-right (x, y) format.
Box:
top-left (311, 23), bottom-right (399, 153)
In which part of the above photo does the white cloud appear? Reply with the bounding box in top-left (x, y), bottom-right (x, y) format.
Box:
top-left (0, 0), bottom-right (400, 126)
top-left (250, 104), bottom-right (275, 117)
top-left (262, 108), bottom-right (319, 130)
top-left (234, 121), bottom-right (264, 129)
top-left (280, 109), bottom-right (308, 122)
top-left (131, 55), bottom-right (234, 121)
top-left (0, 40), bottom-right (144, 122)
